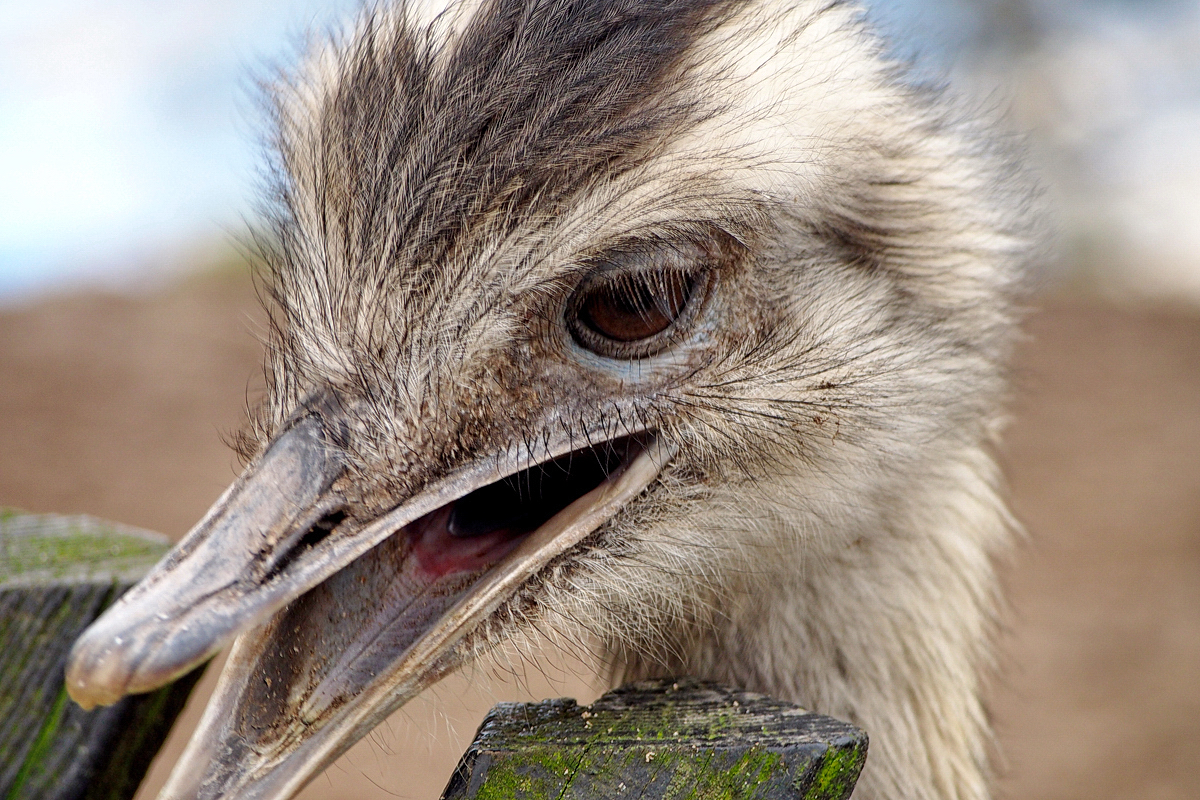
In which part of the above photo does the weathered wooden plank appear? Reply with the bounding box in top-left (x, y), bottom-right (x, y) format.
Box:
top-left (0, 510), bottom-right (203, 800)
top-left (441, 679), bottom-right (867, 800)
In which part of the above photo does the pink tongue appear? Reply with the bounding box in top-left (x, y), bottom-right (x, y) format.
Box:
top-left (251, 505), bottom-right (527, 727)
top-left (410, 505), bottom-right (529, 580)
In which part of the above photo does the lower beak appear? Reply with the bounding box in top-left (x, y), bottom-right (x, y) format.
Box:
top-left (66, 416), bottom-right (670, 800)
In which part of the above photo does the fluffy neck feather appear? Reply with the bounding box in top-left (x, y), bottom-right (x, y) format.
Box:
top-left (613, 440), bottom-right (1009, 800)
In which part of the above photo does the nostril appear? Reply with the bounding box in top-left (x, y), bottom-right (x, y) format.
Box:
top-left (266, 509), bottom-right (348, 581)
top-left (298, 509), bottom-right (348, 550)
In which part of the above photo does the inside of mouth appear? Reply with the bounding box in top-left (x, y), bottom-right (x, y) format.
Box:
top-left (272, 433), bottom-right (653, 586)
top-left (201, 432), bottom-right (661, 768)
top-left (447, 432), bottom-right (650, 541)
top-left (407, 432), bottom-right (652, 579)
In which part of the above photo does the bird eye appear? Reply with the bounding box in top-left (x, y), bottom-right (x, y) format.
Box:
top-left (566, 235), bottom-right (732, 359)
top-left (568, 267), bottom-right (706, 358)
top-left (581, 271), bottom-right (694, 342)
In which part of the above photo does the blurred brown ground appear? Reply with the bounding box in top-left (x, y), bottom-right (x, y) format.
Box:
top-left (0, 271), bottom-right (1196, 800)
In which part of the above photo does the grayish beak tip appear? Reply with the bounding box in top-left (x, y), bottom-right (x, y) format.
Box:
top-left (65, 415), bottom-right (344, 710)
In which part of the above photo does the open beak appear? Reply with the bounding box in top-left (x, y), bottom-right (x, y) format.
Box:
top-left (66, 414), bottom-right (671, 800)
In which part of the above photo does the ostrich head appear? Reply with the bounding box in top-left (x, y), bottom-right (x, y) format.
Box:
top-left (67, 1), bottom-right (1037, 798)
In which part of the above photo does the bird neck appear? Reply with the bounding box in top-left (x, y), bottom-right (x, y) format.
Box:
top-left (616, 445), bottom-right (1009, 800)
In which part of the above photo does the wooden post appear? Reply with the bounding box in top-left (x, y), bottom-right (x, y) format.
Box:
top-left (0, 511), bottom-right (203, 800)
top-left (441, 679), bottom-right (867, 800)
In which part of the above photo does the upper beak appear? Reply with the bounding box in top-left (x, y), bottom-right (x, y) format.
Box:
top-left (66, 413), bottom-right (670, 800)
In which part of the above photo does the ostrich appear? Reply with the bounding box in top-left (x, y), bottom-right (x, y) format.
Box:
top-left (65, 0), bottom-right (1038, 798)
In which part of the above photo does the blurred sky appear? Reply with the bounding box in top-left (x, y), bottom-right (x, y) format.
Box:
top-left (0, 0), bottom-right (360, 297)
top-left (1, 0), bottom-right (1199, 302)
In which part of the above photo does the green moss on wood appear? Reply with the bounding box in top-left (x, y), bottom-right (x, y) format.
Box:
top-left (5, 685), bottom-right (70, 800)
top-left (801, 739), bottom-right (866, 800)
top-left (0, 511), bottom-right (199, 800)
top-left (0, 510), bottom-right (169, 587)
top-left (470, 744), bottom-right (791, 800)
top-left (443, 680), bottom-right (867, 800)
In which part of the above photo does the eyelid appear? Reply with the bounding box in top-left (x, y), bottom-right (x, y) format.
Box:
top-left (572, 261), bottom-right (696, 302)
top-left (579, 237), bottom-right (715, 280)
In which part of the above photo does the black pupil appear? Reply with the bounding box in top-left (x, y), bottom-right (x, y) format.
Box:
top-left (447, 439), bottom-right (636, 539)
top-left (580, 272), bottom-right (694, 342)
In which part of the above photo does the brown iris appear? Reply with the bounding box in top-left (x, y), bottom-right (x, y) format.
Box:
top-left (568, 264), bottom-right (705, 358)
top-left (578, 271), bottom-right (695, 342)
top-left (567, 236), bottom-right (726, 358)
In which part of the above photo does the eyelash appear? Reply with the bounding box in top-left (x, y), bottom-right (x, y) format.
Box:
top-left (566, 263), bottom-right (711, 358)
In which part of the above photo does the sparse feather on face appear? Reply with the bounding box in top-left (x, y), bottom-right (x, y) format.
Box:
top-left (69, 2), bottom-right (1039, 798)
